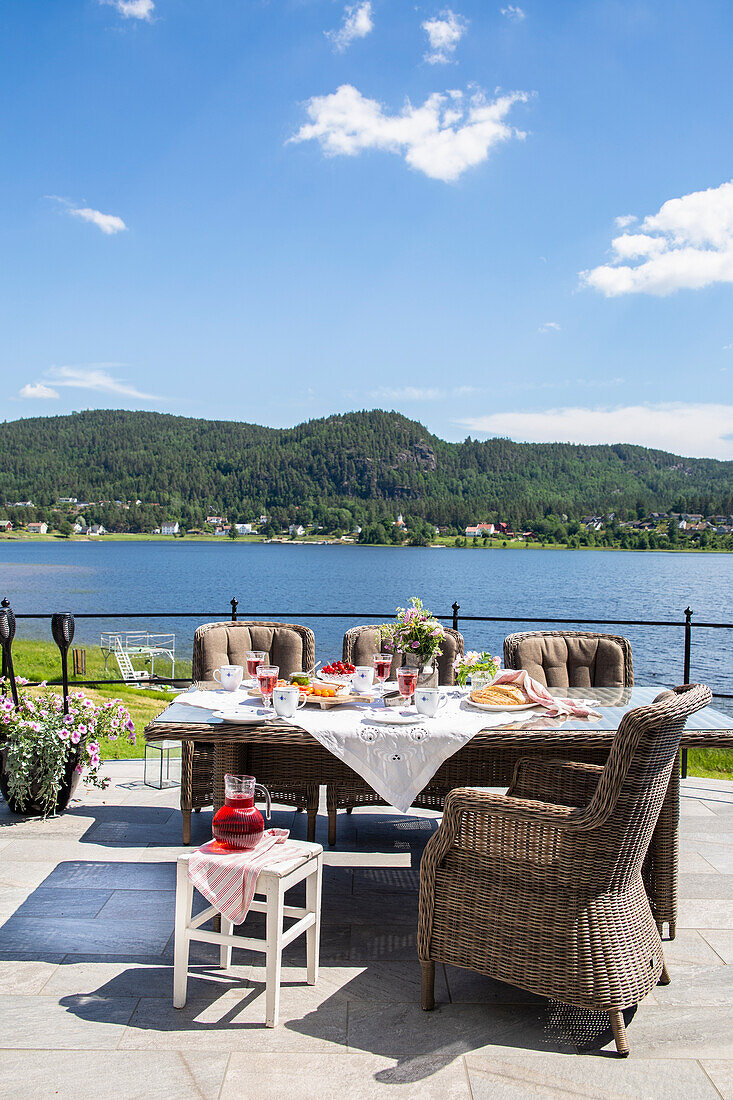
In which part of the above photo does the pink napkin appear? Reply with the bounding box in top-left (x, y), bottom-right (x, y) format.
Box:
top-left (188, 829), bottom-right (303, 924)
top-left (490, 669), bottom-right (599, 718)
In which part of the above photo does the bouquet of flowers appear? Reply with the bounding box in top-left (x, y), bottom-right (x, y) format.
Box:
top-left (1, 681), bottom-right (135, 817)
top-left (380, 597), bottom-right (445, 665)
top-left (453, 650), bottom-right (501, 688)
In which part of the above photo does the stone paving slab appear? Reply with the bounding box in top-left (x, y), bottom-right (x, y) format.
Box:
top-left (0, 767), bottom-right (731, 1098)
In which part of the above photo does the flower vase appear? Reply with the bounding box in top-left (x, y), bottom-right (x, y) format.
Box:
top-left (403, 652), bottom-right (438, 687)
top-left (0, 744), bottom-right (83, 817)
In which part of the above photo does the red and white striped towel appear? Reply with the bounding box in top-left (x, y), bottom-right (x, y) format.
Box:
top-left (490, 669), bottom-right (599, 718)
top-left (188, 830), bottom-right (303, 924)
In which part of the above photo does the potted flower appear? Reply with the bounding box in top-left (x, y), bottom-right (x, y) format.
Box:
top-left (453, 651), bottom-right (501, 688)
top-left (0, 681), bottom-right (135, 817)
top-left (380, 597), bottom-right (445, 686)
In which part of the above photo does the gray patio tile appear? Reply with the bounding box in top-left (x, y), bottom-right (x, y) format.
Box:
top-left (0, 886), bottom-right (34, 921)
top-left (346, 1001), bottom-right (573, 1059)
top-left (700, 931), bottom-right (733, 964)
top-left (677, 900), bottom-right (733, 928)
top-left (118, 988), bottom-right (348, 1052)
top-left (0, 993), bottom-right (137, 1049)
top-left (220, 1051), bottom-right (471, 1099)
top-left (680, 800), bottom-right (718, 817)
top-left (594, 1005), bottom-right (733, 1058)
top-left (96, 888), bottom-right (176, 922)
top-left (0, 1050), bottom-right (229, 1100)
top-left (0, 917), bottom-right (172, 956)
top-left (678, 851), bottom-right (721, 872)
top-left (465, 1053), bottom-right (720, 1098)
top-left (323, 890), bottom-right (418, 925)
top-left (692, 846), bottom-right (733, 874)
top-left (42, 958), bottom-right (252, 1001)
top-left (83, 822), bottom-right (184, 847)
top-left (678, 873), bottom-right (733, 898)
top-left (702, 800), bottom-right (733, 815)
top-left (443, 964), bottom-right (546, 1005)
top-left (43, 861), bottom-right (177, 891)
top-left (353, 867), bottom-right (421, 893)
top-left (662, 929), bottom-right (729, 967)
top-left (0, 861), bottom-right (58, 890)
top-left (13, 888), bottom-right (111, 920)
top-left (702, 1060), bottom-right (733, 1099)
top-left (0, 958), bottom-right (60, 994)
top-left (349, 923), bottom-right (419, 961)
top-left (652, 964), bottom-right (733, 1006)
top-left (248, 961), bottom-right (450, 1004)
top-left (0, 839), bottom-right (152, 863)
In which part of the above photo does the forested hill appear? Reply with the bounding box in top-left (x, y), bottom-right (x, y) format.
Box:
top-left (1, 409), bottom-right (732, 529)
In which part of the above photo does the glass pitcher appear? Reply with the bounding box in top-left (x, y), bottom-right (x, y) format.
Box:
top-left (211, 774), bottom-right (272, 850)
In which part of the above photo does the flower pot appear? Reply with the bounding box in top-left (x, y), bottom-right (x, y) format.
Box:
top-left (403, 652), bottom-right (438, 687)
top-left (0, 744), bottom-right (83, 817)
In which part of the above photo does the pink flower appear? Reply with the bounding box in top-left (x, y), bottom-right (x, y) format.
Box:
top-left (58, 728), bottom-right (70, 741)
top-left (78, 724), bottom-right (87, 736)
top-left (86, 740), bottom-right (100, 756)
top-left (70, 730), bottom-right (81, 744)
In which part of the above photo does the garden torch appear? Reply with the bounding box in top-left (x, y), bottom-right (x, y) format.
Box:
top-left (52, 612), bottom-right (75, 715)
top-left (0, 604), bottom-right (19, 708)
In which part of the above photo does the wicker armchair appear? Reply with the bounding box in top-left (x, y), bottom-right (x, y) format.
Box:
top-left (503, 630), bottom-right (633, 688)
top-left (418, 682), bottom-right (711, 1056)
top-left (323, 625), bottom-right (466, 845)
top-left (180, 620), bottom-right (315, 843)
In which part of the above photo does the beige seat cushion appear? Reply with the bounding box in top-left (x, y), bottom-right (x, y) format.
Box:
top-left (508, 633), bottom-right (629, 688)
top-left (193, 622), bottom-right (314, 682)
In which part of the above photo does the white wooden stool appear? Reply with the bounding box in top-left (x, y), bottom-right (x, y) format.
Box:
top-left (173, 841), bottom-right (323, 1027)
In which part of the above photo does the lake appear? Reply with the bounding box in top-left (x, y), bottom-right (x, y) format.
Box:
top-left (1, 541), bottom-right (731, 705)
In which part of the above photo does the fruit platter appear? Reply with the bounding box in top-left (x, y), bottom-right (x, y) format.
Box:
top-left (249, 673), bottom-right (374, 709)
top-left (317, 660), bottom-right (356, 685)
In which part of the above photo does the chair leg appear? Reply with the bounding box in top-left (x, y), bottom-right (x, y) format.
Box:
top-left (220, 917), bottom-right (233, 970)
top-left (346, 807), bottom-right (353, 815)
top-left (658, 961), bottom-right (671, 985)
top-left (307, 807), bottom-right (317, 843)
top-left (265, 880), bottom-right (285, 1027)
top-left (609, 1009), bottom-right (630, 1057)
top-left (182, 810), bottom-right (192, 846)
top-left (173, 860), bottom-right (192, 1009)
top-left (669, 921), bottom-right (677, 940)
top-left (328, 809), bottom-right (337, 847)
top-left (306, 854), bottom-right (322, 986)
top-left (421, 960), bottom-right (435, 1011)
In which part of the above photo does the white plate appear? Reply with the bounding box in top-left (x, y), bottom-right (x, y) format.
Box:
top-left (463, 699), bottom-right (538, 713)
top-left (365, 710), bottom-right (425, 726)
top-left (212, 709), bottom-right (276, 724)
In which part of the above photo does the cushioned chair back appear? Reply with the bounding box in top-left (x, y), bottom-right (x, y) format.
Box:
top-left (193, 621), bottom-right (315, 682)
top-left (343, 625), bottom-right (464, 686)
top-left (503, 630), bottom-right (633, 689)
top-left (567, 684), bottom-right (711, 892)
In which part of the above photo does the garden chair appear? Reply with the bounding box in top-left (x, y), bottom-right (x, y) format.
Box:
top-left (503, 629), bottom-right (633, 688)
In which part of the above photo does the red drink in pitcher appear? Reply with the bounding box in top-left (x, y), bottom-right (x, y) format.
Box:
top-left (212, 775), bottom-right (272, 849)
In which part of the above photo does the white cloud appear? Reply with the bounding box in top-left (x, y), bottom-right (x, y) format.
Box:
top-left (582, 179), bottom-right (733, 296)
top-left (422, 10), bottom-right (467, 64)
top-left (326, 2), bottom-right (373, 52)
top-left (724, 344), bottom-right (733, 350)
top-left (101, 0), bottom-right (155, 20)
top-left (500, 5), bottom-right (526, 21)
top-left (47, 365), bottom-right (159, 400)
top-left (19, 382), bottom-right (60, 400)
top-left (290, 84), bottom-right (528, 182)
top-left (457, 402), bottom-right (733, 460)
top-left (70, 207), bottom-right (127, 235)
top-left (538, 321), bottom-right (561, 333)
top-left (614, 213), bottom-right (636, 229)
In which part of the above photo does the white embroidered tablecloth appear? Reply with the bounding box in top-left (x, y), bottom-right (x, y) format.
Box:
top-left (173, 685), bottom-right (598, 813)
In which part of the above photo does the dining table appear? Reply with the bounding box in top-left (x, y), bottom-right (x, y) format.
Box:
top-left (145, 682), bottom-right (733, 939)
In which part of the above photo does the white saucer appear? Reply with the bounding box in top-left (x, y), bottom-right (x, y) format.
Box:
top-left (212, 710), bottom-right (276, 724)
top-left (365, 711), bottom-right (425, 726)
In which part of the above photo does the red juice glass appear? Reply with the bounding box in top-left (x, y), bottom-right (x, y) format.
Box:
top-left (246, 650), bottom-right (266, 686)
top-left (397, 666), bottom-right (419, 703)
top-left (373, 654), bottom-right (392, 696)
top-left (257, 665), bottom-right (279, 709)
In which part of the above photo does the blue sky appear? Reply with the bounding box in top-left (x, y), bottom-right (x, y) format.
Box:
top-left (1, 0), bottom-right (732, 457)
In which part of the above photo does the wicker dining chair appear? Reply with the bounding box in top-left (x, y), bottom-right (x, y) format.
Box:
top-left (503, 630), bottom-right (633, 688)
top-left (180, 620), bottom-right (316, 843)
top-left (418, 682), bottom-right (711, 1056)
top-left (324, 625), bottom-right (466, 844)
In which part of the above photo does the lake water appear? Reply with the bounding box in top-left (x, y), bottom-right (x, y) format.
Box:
top-left (1, 541), bottom-right (731, 705)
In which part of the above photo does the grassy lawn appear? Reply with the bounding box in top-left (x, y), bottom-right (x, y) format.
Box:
top-left (5, 639), bottom-right (732, 778)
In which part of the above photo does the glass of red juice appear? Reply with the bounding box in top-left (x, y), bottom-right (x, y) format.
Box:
top-left (257, 665), bottom-right (279, 708)
top-left (397, 666), bottom-right (419, 704)
top-left (373, 654), bottom-right (392, 697)
top-left (245, 650), bottom-right (266, 686)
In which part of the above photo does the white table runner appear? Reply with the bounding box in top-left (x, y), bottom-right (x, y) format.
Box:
top-left (173, 686), bottom-right (590, 813)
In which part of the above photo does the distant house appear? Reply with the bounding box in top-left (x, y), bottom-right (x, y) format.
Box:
top-left (88, 524), bottom-right (106, 536)
top-left (395, 514), bottom-right (406, 529)
top-left (0, 519), bottom-right (12, 531)
top-left (57, 497), bottom-right (77, 505)
top-left (73, 522), bottom-right (84, 534)
top-left (214, 525), bottom-right (231, 536)
top-left (27, 521), bottom-right (48, 534)
top-left (12, 501), bottom-right (34, 508)
top-left (465, 523), bottom-right (495, 537)
top-left (234, 523), bottom-right (252, 535)
top-left (161, 522), bottom-right (180, 535)
top-left (259, 515), bottom-right (268, 524)
top-left (289, 524), bottom-right (305, 537)
top-left (206, 515), bottom-right (226, 526)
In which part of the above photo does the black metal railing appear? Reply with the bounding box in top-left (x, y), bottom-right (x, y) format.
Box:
top-left (2, 595), bottom-right (731, 778)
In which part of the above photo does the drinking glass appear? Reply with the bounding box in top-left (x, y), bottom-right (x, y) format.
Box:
top-left (245, 650), bottom-right (266, 687)
top-left (397, 666), bottom-right (419, 704)
top-left (257, 665), bottom-right (279, 709)
top-left (373, 653), bottom-right (392, 697)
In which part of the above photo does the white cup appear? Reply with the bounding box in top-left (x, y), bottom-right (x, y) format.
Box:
top-left (352, 666), bottom-right (375, 693)
top-left (415, 687), bottom-right (446, 718)
top-left (272, 685), bottom-right (307, 718)
top-left (213, 665), bottom-right (244, 692)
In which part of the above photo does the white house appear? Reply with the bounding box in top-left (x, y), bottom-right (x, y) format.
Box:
top-left (161, 522), bottom-right (180, 535)
top-left (27, 521), bottom-right (48, 534)
top-left (57, 497), bottom-right (77, 505)
top-left (466, 523), bottom-right (495, 537)
top-left (289, 524), bottom-right (305, 537)
top-left (0, 519), bottom-right (12, 531)
top-left (206, 515), bottom-right (225, 526)
top-left (234, 523), bottom-right (252, 535)
top-left (88, 524), bottom-right (106, 536)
